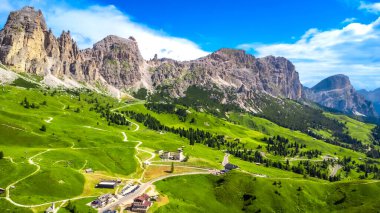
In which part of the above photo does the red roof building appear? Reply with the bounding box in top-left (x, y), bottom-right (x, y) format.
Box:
top-left (131, 194), bottom-right (152, 213)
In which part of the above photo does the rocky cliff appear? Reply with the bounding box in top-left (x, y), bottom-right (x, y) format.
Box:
top-left (0, 7), bottom-right (303, 111)
top-left (0, 7), bottom-right (145, 90)
top-left (304, 74), bottom-right (376, 117)
top-left (358, 88), bottom-right (380, 116)
top-left (149, 49), bottom-right (302, 98)
top-left (0, 7), bottom-right (375, 116)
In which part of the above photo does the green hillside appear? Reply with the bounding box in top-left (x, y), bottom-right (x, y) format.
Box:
top-left (153, 172), bottom-right (380, 213)
top-left (0, 84), bottom-right (379, 212)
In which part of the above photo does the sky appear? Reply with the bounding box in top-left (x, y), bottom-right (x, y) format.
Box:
top-left (0, 0), bottom-right (380, 90)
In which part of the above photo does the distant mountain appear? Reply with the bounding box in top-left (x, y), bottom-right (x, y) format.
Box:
top-left (0, 6), bottom-right (376, 117)
top-left (304, 74), bottom-right (376, 117)
top-left (358, 88), bottom-right (380, 115)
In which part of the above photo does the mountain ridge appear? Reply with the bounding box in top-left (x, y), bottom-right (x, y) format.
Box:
top-left (0, 6), bottom-right (376, 117)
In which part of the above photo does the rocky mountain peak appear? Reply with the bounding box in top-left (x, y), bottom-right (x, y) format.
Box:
top-left (0, 6), bottom-right (50, 74)
top-left (5, 6), bottom-right (47, 35)
top-left (312, 74), bottom-right (351, 92)
top-left (208, 48), bottom-right (255, 64)
top-left (305, 74), bottom-right (376, 117)
top-left (0, 7), bottom-right (375, 117)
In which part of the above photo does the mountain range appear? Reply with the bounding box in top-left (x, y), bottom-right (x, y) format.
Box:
top-left (0, 6), bottom-right (377, 117)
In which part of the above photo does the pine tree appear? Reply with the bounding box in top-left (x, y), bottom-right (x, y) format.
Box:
top-left (40, 125), bottom-right (46, 132)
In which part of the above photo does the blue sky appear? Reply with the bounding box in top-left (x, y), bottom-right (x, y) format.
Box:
top-left (1, 0), bottom-right (380, 89)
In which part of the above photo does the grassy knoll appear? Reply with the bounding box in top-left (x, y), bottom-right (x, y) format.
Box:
top-left (0, 199), bottom-right (33, 213)
top-left (57, 198), bottom-right (96, 213)
top-left (0, 85), bottom-right (379, 212)
top-left (11, 167), bottom-right (85, 204)
top-left (0, 86), bottom-right (138, 207)
top-left (122, 104), bottom-right (266, 149)
top-left (229, 113), bottom-right (367, 161)
top-left (154, 171), bottom-right (380, 213)
top-left (325, 113), bottom-right (375, 144)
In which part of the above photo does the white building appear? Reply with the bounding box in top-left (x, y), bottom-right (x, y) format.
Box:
top-left (160, 148), bottom-right (185, 161)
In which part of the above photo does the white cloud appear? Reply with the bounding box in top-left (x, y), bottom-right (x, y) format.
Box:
top-left (359, 1), bottom-right (380, 13)
top-left (238, 18), bottom-right (380, 90)
top-left (342, 17), bottom-right (357, 23)
top-left (0, 1), bottom-right (209, 61)
top-left (46, 5), bottom-right (209, 61)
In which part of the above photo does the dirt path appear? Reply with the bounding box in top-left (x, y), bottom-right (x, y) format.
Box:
top-left (149, 164), bottom-right (211, 171)
top-left (82, 126), bottom-right (108, 132)
top-left (44, 117), bottom-right (53, 123)
top-left (122, 132), bottom-right (128, 142)
top-left (222, 153), bottom-right (229, 166)
top-left (6, 149), bottom-right (53, 206)
top-left (1, 123), bottom-right (26, 132)
top-left (125, 118), bottom-right (139, 132)
top-left (4, 157), bottom-right (16, 164)
top-left (330, 164), bottom-right (342, 177)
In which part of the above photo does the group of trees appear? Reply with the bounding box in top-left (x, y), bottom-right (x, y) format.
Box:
top-left (356, 163), bottom-right (380, 179)
top-left (20, 97), bottom-right (42, 109)
top-left (263, 136), bottom-right (310, 157)
top-left (84, 94), bottom-right (130, 127)
top-left (291, 160), bottom-right (340, 181)
top-left (257, 97), bottom-right (344, 133)
top-left (308, 129), bottom-right (371, 155)
top-left (262, 135), bottom-right (321, 159)
top-left (122, 110), bottom-right (225, 148)
top-left (148, 85), bottom-right (242, 117)
top-left (366, 148), bottom-right (380, 159)
top-left (145, 102), bottom-right (188, 122)
top-left (0, 151), bottom-right (3, 159)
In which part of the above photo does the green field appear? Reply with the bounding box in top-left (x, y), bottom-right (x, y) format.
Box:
top-left (0, 85), bottom-right (379, 212)
top-left (325, 113), bottom-right (376, 144)
top-left (154, 172), bottom-right (380, 213)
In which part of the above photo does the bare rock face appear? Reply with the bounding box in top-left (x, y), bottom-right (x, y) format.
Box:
top-left (0, 7), bottom-right (50, 74)
top-left (83, 35), bottom-right (144, 88)
top-left (0, 7), bottom-right (144, 89)
top-left (304, 74), bottom-right (376, 116)
top-left (1, 7), bottom-right (373, 117)
top-left (149, 48), bottom-right (303, 105)
top-left (358, 88), bottom-right (380, 116)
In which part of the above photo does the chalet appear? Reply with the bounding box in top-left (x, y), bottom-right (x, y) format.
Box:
top-left (131, 194), bottom-right (152, 213)
top-left (96, 181), bottom-right (117, 189)
top-left (85, 168), bottom-right (93, 173)
top-left (160, 148), bottom-right (185, 161)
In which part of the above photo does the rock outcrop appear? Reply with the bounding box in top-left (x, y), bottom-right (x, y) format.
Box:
top-left (358, 88), bottom-right (380, 116)
top-left (0, 7), bottom-right (145, 89)
top-left (304, 74), bottom-right (376, 117)
top-left (149, 48), bottom-right (302, 104)
top-left (0, 7), bottom-right (375, 116)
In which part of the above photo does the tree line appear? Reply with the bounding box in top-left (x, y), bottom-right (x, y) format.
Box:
top-left (145, 102), bottom-right (188, 122)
